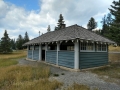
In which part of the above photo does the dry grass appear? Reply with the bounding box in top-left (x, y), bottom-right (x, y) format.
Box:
top-left (0, 50), bottom-right (62, 90)
top-left (0, 50), bottom-right (27, 60)
top-left (10, 79), bottom-right (61, 90)
top-left (0, 65), bottom-right (61, 90)
top-left (109, 46), bottom-right (120, 52)
top-left (109, 53), bottom-right (120, 62)
top-left (66, 83), bottom-right (98, 90)
top-left (109, 46), bottom-right (120, 62)
top-left (91, 63), bottom-right (120, 79)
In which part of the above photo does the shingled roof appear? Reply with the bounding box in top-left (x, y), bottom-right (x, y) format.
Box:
top-left (23, 24), bottom-right (115, 46)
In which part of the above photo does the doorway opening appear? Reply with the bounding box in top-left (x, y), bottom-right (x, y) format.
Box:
top-left (42, 45), bottom-right (45, 61)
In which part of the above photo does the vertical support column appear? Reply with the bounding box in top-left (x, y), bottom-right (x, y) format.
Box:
top-left (27, 45), bottom-right (29, 59)
top-left (39, 44), bottom-right (42, 61)
top-left (57, 42), bottom-right (60, 65)
top-left (45, 44), bottom-right (48, 62)
top-left (74, 39), bottom-right (79, 70)
top-left (32, 45), bottom-right (34, 60)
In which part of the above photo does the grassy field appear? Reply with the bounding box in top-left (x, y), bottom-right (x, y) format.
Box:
top-left (109, 45), bottom-right (120, 52)
top-left (109, 46), bottom-right (120, 62)
top-left (0, 50), bottom-right (26, 67)
top-left (109, 53), bottom-right (120, 62)
top-left (0, 50), bottom-right (61, 90)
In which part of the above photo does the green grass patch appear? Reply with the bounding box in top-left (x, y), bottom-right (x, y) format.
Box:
top-left (0, 50), bottom-right (26, 67)
top-left (91, 63), bottom-right (120, 79)
top-left (0, 59), bottom-right (18, 67)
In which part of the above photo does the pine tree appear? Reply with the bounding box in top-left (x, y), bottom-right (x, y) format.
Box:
top-left (24, 32), bottom-right (29, 43)
top-left (47, 25), bottom-right (51, 32)
top-left (0, 40), bottom-right (2, 53)
top-left (11, 39), bottom-right (16, 50)
top-left (101, 13), bottom-right (113, 37)
top-left (57, 14), bottom-right (64, 29)
top-left (109, 0), bottom-right (120, 45)
top-left (87, 17), bottom-right (97, 31)
top-left (16, 35), bottom-right (23, 50)
top-left (0, 30), bottom-right (12, 53)
top-left (55, 14), bottom-right (65, 30)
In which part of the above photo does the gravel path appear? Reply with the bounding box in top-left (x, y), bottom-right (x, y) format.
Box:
top-left (19, 59), bottom-right (120, 90)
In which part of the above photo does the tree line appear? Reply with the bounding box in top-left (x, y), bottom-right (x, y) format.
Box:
top-left (48, 0), bottom-right (120, 45)
top-left (87, 0), bottom-right (120, 45)
top-left (0, 30), bottom-right (29, 53)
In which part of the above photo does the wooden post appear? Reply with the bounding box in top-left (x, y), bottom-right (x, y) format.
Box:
top-left (39, 44), bottom-right (42, 61)
top-left (57, 42), bottom-right (60, 65)
top-left (74, 40), bottom-right (79, 70)
top-left (45, 44), bottom-right (48, 62)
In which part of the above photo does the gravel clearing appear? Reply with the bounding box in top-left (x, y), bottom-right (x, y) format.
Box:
top-left (19, 59), bottom-right (120, 90)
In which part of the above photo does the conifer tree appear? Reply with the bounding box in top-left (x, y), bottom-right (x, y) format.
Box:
top-left (11, 39), bottom-right (16, 50)
top-left (0, 30), bottom-right (12, 53)
top-left (87, 17), bottom-right (97, 31)
top-left (101, 13), bottom-right (112, 37)
top-left (0, 40), bottom-right (2, 53)
top-left (24, 32), bottom-right (29, 43)
top-left (57, 14), bottom-right (64, 29)
top-left (16, 35), bottom-right (23, 50)
top-left (55, 14), bottom-right (65, 30)
top-left (47, 25), bottom-right (51, 32)
top-left (109, 0), bottom-right (120, 45)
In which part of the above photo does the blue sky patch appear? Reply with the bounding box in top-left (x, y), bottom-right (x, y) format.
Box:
top-left (4, 0), bottom-right (41, 11)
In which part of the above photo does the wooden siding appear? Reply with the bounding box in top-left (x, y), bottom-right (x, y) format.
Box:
top-left (79, 52), bottom-right (108, 69)
top-left (33, 50), bottom-right (39, 60)
top-left (46, 51), bottom-right (57, 64)
top-left (58, 51), bottom-right (74, 68)
top-left (28, 50), bottom-right (32, 59)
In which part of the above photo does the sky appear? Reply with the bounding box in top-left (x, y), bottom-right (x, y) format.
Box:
top-left (0, 0), bottom-right (115, 40)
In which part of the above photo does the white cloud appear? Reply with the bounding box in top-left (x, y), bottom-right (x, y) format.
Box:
top-left (0, 0), bottom-right (114, 40)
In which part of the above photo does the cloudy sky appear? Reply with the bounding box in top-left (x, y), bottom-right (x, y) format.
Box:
top-left (0, 0), bottom-right (115, 40)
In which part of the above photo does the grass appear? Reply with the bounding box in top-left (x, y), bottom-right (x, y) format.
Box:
top-left (91, 63), bottom-right (120, 79)
top-left (109, 46), bottom-right (120, 62)
top-left (0, 50), bottom-right (26, 67)
top-left (0, 50), bottom-right (62, 90)
top-left (0, 50), bottom-right (27, 60)
top-left (109, 45), bottom-right (120, 52)
top-left (66, 83), bottom-right (98, 90)
top-left (109, 53), bottom-right (120, 62)
top-left (0, 65), bottom-right (61, 90)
